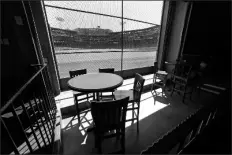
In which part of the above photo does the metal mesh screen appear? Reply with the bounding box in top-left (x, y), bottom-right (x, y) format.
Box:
top-left (122, 19), bottom-right (159, 70)
top-left (44, 1), bottom-right (163, 78)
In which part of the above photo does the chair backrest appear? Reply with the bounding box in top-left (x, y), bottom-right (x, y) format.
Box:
top-left (69, 69), bottom-right (87, 78)
top-left (91, 97), bottom-right (129, 133)
top-left (99, 68), bottom-right (115, 73)
top-left (133, 73), bottom-right (145, 102)
top-left (154, 62), bottom-right (158, 74)
top-left (173, 62), bottom-right (192, 78)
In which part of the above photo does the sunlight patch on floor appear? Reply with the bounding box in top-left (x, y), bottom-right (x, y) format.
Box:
top-left (141, 91), bottom-right (153, 100)
top-left (81, 122), bottom-right (89, 128)
top-left (11, 124), bottom-right (52, 155)
top-left (55, 90), bottom-right (73, 101)
top-left (62, 117), bottom-right (75, 129)
top-left (117, 83), bottom-right (133, 90)
top-left (83, 112), bottom-right (92, 121)
top-left (59, 98), bottom-right (75, 109)
top-left (143, 74), bottom-right (154, 79)
top-left (58, 76), bottom-right (212, 155)
top-left (144, 78), bottom-right (153, 86)
top-left (151, 87), bottom-right (167, 96)
top-left (57, 74), bottom-right (171, 137)
top-left (60, 88), bottom-right (169, 133)
top-left (140, 98), bottom-right (169, 121)
top-left (71, 117), bottom-right (78, 125)
top-left (125, 91), bottom-right (169, 128)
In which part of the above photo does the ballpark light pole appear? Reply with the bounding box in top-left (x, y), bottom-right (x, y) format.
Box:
top-left (56, 17), bottom-right (64, 29)
top-left (120, 21), bottom-right (126, 31)
top-left (120, 21), bottom-right (126, 48)
top-left (119, 20), bottom-right (126, 74)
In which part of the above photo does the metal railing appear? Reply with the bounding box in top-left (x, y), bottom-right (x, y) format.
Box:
top-left (140, 97), bottom-right (219, 154)
top-left (0, 65), bottom-right (57, 154)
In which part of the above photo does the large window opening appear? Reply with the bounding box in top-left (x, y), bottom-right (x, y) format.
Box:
top-left (44, 1), bottom-right (163, 79)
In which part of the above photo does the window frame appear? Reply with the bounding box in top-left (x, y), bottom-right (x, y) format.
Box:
top-left (41, 0), bottom-right (169, 91)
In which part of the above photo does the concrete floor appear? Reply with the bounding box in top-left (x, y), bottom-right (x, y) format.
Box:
top-left (55, 74), bottom-right (219, 154)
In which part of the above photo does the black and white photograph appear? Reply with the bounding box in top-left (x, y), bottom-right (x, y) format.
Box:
top-left (1, 0), bottom-right (231, 154)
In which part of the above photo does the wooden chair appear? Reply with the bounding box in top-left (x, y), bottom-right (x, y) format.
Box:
top-left (99, 68), bottom-right (115, 73)
top-left (170, 62), bottom-right (194, 103)
top-left (69, 69), bottom-right (93, 123)
top-left (114, 73), bottom-right (145, 132)
top-left (194, 61), bottom-right (208, 95)
top-left (99, 68), bottom-right (115, 100)
top-left (151, 62), bottom-right (168, 96)
top-left (91, 97), bottom-right (129, 154)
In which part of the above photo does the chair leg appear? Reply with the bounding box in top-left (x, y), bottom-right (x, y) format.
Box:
top-left (121, 133), bottom-right (125, 153)
top-left (98, 144), bottom-right (102, 154)
top-left (76, 105), bottom-right (81, 124)
top-left (194, 85), bottom-right (198, 92)
top-left (86, 94), bottom-right (89, 101)
top-left (182, 86), bottom-right (187, 103)
top-left (137, 116), bottom-right (139, 133)
top-left (171, 83), bottom-right (175, 96)
top-left (151, 83), bottom-right (154, 92)
top-left (151, 76), bottom-right (155, 92)
top-left (75, 105), bottom-right (81, 123)
top-left (95, 135), bottom-right (102, 153)
top-left (182, 95), bottom-right (185, 103)
top-left (132, 103), bottom-right (135, 124)
top-left (137, 105), bottom-right (140, 133)
top-left (190, 86), bottom-right (194, 100)
top-left (198, 85), bottom-right (201, 96)
top-left (116, 129), bottom-right (120, 141)
top-left (74, 95), bottom-right (81, 124)
top-left (93, 92), bottom-right (95, 100)
top-left (77, 113), bottom-right (81, 124)
top-left (162, 86), bottom-right (164, 97)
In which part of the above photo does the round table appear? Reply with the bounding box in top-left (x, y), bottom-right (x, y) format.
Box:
top-left (68, 73), bottom-right (123, 101)
top-left (68, 73), bottom-right (123, 132)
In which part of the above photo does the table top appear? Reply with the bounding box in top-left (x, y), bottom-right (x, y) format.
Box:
top-left (68, 73), bottom-right (123, 93)
top-left (157, 70), bottom-right (168, 75)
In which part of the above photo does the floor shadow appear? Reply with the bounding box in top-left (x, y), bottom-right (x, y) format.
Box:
top-left (151, 91), bottom-right (170, 106)
top-left (61, 87), bottom-right (220, 155)
top-left (61, 104), bottom-right (78, 119)
top-left (30, 143), bottom-right (53, 154)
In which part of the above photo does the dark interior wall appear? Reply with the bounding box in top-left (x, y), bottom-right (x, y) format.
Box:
top-left (29, 1), bottom-right (61, 95)
top-left (163, 1), bottom-right (189, 73)
top-left (183, 2), bottom-right (231, 79)
top-left (1, 1), bottom-right (39, 104)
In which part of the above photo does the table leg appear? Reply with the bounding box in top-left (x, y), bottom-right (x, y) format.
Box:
top-left (87, 92), bottom-right (100, 132)
top-left (93, 92), bottom-right (95, 100)
top-left (96, 92), bottom-right (100, 101)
